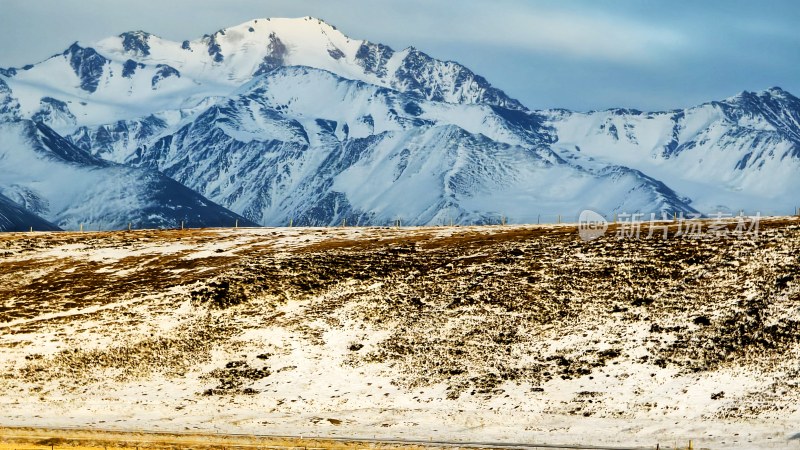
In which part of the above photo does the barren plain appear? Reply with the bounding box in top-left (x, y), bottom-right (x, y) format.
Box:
top-left (1, 219), bottom-right (799, 449)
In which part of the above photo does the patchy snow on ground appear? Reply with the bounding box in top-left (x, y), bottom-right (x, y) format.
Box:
top-left (1, 221), bottom-right (800, 449)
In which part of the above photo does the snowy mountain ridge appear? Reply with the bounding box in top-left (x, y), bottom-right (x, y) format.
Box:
top-left (547, 86), bottom-right (800, 215)
top-left (0, 17), bottom-right (523, 133)
top-left (96, 17), bottom-right (526, 109)
top-left (0, 17), bottom-right (798, 228)
top-left (113, 66), bottom-right (695, 226)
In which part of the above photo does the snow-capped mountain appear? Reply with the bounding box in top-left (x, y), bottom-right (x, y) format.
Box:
top-left (98, 17), bottom-right (525, 109)
top-left (547, 87), bottom-right (800, 215)
top-left (111, 66), bottom-right (693, 225)
top-left (0, 17), bottom-right (797, 228)
top-left (0, 118), bottom-right (256, 230)
top-left (1, 17), bottom-right (522, 135)
top-left (0, 192), bottom-right (61, 232)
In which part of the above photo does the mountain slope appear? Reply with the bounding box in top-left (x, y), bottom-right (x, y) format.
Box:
top-left (0, 42), bottom-right (217, 133)
top-left (0, 192), bottom-right (62, 232)
top-left (120, 67), bottom-right (694, 226)
top-left (548, 87), bottom-right (800, 215)
top-left (0, 119), bottom-right (257, 230)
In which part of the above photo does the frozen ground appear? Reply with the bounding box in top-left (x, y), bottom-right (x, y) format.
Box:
top-left (1, 221), bottom-right (800, 449)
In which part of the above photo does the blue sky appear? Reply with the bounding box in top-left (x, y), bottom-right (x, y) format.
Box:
top-left (1, 0), bottom-right (798, 111)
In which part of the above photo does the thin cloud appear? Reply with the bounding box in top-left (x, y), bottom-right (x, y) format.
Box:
top-left (414, 7), bottom-right (688, 65)
top-left (505, 10), bottom-right (686, 63)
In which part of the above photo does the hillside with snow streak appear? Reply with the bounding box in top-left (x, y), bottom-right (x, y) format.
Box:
top-left (0, 118), bottom-right (255, 230)
top-left (0, 192), bottom-right (61, 232)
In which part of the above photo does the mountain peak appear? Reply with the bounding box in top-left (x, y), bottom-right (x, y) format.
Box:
top-left (764, 86), bottom-right (787, 95)
top-left (213, 16), bottom-right (346, 39)
top-left (80, 17), bottom-right (525, 111)
top-left (760, 86), bottom-right (797, 101)
top-left (120, 30), bottom-right (153, 39)
top-left (723, 86), bottom-right (798, 107)
top-left (120, 30), bottom-right (154, 57)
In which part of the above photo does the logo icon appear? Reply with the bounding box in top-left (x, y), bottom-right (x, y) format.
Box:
top-left (578, 209), bottom-right (608, 241)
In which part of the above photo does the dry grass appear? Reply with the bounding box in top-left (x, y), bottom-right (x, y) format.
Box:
top-left (0, 427), bottom-right (475, 450)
